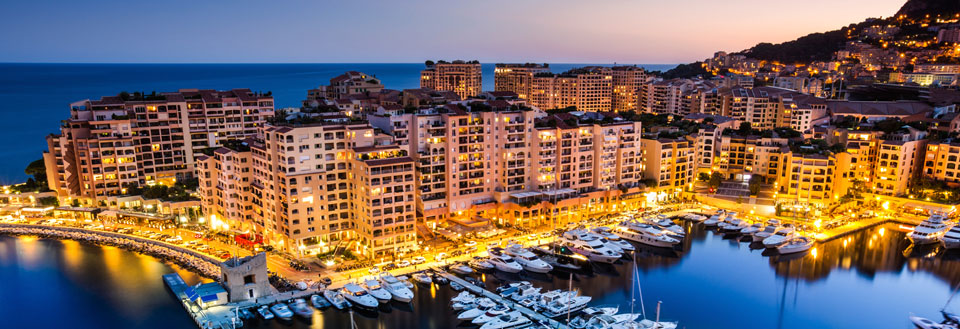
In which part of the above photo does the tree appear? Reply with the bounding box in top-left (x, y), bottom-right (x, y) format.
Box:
top-left (698, 173), bottom-right (710, 182)
top-left (748, 175), bottom-right (762, 196)
top-left (708, 172), bottom-right (723, 190)
top-left (37, 196), bottom-right (58, 207)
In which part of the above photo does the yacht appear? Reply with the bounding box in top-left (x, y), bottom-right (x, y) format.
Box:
top-left (412, 272), bottom-right (433, 285)
top-left (763, 227), bottom-right (796, 248)
top-left (361, 279), bottom-right (392, 303)
top-left (378, 272), bottom-right (414, 302)
top-left (651, 217), bottom-right (685, 236)
top-left (323, 289), bottom-right (350, 309)
top-left (342, 283), bottom-right (379, 309)
top-left (703, 213), bottom-right (723, 227)
top-left (478, 311), bottom-right (531, 329)
top-left (683, 213), bottom-right (707, 222)
top-left (449, 263), bottom-right (474, 275)
top-left (451, 291), bottom-right (477, 311)
top-left (740, 223), bottom-right (763, 236)
top-left (754, 225), bottom-right (780, 240)
top-left (458, 298), bottom-right (498, 321)
top-left (257, 305), bottom-right (274, 320)
top-left (568, 230), bottom-right (627, 254)
top-left (310, 294), bottom-right (330, 309)
top-left (719, 217), bottom-right (749, 232)
top-left (530, 244), bottom-right (589, 271)
top-left (472, 304), bottom-right (512, 324)
top-left (504, 244), bottom-right (554, 273)
top-left (560, 231), bottom-right (623, 263)
top-left (487, 249), bottom-right (524, 273)
top-left (613, 224), bottom-right (681, 248)
top-left (777, 236), bottom-right (814, 254)
top-left (539, 289), bottom-right (592, 317)
top-left (469, 257), bottom-right (496, 271)
top-left (593, 227), bottom-right (637, 252)
top-left (909, 315), bottom-right (953, 329)
top-left (942, 226), bottom-right (960, 249)
top-left (633, 318), bottom-right (680, 329)
top-left (269, 303), bottom-right (294, 320)
top-left (909, 214), bottom-right (954, 245)
top-left (289, 298), bottom-right (314, 318)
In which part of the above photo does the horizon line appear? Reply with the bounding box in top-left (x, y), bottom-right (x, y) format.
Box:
top-left (0, 61), bottom-right (683, 66)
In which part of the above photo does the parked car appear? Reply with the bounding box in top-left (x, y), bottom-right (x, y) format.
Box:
top-left (397, 260), bottom-right (411, 268)
top-left (464, 240), bottom-right (477, 247)
top-left (368, 266), bottom-right (380, 274)
top-left (411, 256), bottom-right (426, 265)
top-left (434, 253), bottom-right (448, 262)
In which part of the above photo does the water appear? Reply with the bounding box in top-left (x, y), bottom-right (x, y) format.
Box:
top-left (2, 222), bottom-right (958, 329)
top-left (0, 63), bottom-right (677, 183)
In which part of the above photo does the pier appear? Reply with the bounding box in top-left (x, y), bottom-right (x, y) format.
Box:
top-left (436, 271), bottom-right (571, 329)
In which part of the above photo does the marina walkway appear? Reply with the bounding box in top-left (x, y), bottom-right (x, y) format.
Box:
top-left (437, 272), bottom-right (570, 329)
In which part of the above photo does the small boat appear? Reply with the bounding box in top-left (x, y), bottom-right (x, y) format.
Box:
top-left (778, 236), bottom-right (814, 254)
top-left (361, 279), bottom-right (393, 303)
top-left (703, 211), bottom-right (725, 227)
top-left (472, 304), bottom-right (512, 324)
top-left (380, 272), bottom-right (414, 302)
top-left (740, 223), bottom-right (763, 236)
top-left (289, 298), bottom-right (314, 318)
top-left (942, 226), bottom-right (960, 249)
top-left (451, 282), bottom-right (464, 291)
top-left (469, 257), bottom-right (496, 271)
top-left (451, 291), bottom-right (477, 304)
top-left (478, 311), bottom-right (531, 329)
top-left (910, 315), bottom-right (954, 329)
top-left (487, 249), bottom-right (524, 273)
top-left (538, 289), bottom-right (592, 317)
top-left (269, 303), bottom-right (294, 320)
top-left (257, 305), bottom-right (274, 320)
top-left (719, 217), bottom-right (749, 232)
top-left (310, 294), bottom-right (330, 309)
top-left (754, 225), bottom-right (779, 240)
top-left (504, 244), bottom-right (554, 273)
top-left (581, 304), bottom-right (619, 317)
top-left (763, 227), bottom-right (796, 248)
top-left (458, 298), bottom-right (499, 321)
top-left (412, 272), bottom-right (433, 285)
top-left (431, 272), bottom-right (449, 285)
top-left (323, 289), bottom-right (351, 310)
top-left (238, 308), bottom-right (255, 320)
top-left (343, 283), bottom-right (380, 309)
top-left (449, 263), bottom-right (474, 275)
top-left (684, 213), bottom-right (707, 222)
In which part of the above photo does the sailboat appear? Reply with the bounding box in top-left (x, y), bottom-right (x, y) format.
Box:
top-left (619, 252), bottom-right (678, 329)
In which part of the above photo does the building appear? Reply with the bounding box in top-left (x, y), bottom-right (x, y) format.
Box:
top-left (776, 152), bottom-right (847, 209)
top-left (530, 67), bottom-right (613, 112)
top-left (219, 253), bottom-right (271, 303)
top-left (873, 138), bottom-right (925, 196)
top-left (641, 138), bottom-right (695, 191)
top-left (420, 60), bottom-right (482, 99)
top-left (611, 66), bottom-right (647, 112)
top-left (494, 63), bottom-right (550, 100)
top-left (938, 28), bottom-right (960, 44)
top-left (44, 89), bottom-right (274, 205)
top-left (306, 71), bottom-right (384, 101)
top-left (922, 140), bottom-right (960, 186)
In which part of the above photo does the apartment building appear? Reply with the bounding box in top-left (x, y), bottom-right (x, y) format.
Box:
top-left (196, 140), bottom-right (256, 231)
top-left (776, 152), bottom-right (848, 209)
top-left (44, 89), bottom-right (274, 204)
top-left (714, 134), bottom-right (790, 182)
top-left (494, 63), bottom-right (550, 100)
top-left (306, 71), bottom-right (384, 101)
top-left (420, 60), bottom-right (482, 99)
top-left (611, 66), bottom-right (647, 112)
top-left (922, 140), bottom-right (960, 186)
top-left (530, 67), bottom-right (613, 112)
top-left (873, 138), bottom-right (925, 196)
top-left (720, 87), bottom-right (792, 130)
top-left (774, 76), bottom-right (826, 97)
top-left (640, 138), bottom-right (695, 191)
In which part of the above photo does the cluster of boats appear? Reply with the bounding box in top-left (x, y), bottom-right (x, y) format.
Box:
top-left (908, 213), bottom-right (960, 249)
top-left (691, 210), bottom-right (815, 254)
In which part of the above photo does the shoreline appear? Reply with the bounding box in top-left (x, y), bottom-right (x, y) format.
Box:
top-left (0, 224), bottom-right (222, 279)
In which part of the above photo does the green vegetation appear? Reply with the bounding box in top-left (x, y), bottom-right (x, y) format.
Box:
top-left (123, 178), bottom-right (198, 202)
top-left (652, 62), bottom-right (714, 79)
top-left (10, 159), bottom-right (50, 193)
top-left (708, 172), bottom-right (723, 190)
top-left (908, 177), bottom-right (960, 204)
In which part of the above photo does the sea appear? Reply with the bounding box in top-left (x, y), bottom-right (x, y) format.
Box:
top-left (0, 63), bottom-right (677, 184)
top-left (1, 223), bottom-right (958, 329)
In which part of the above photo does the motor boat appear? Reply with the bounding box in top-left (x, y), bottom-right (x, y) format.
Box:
top-left (269, 303), bottom-right (294, 320)
top-left (740, 223), bottom-right (763, 236)
top-left (763, 227), bottom-right (796, 248)
top-left (568, 230), bottom-right (626, 254)
top-left (703, 213), bottom-right (723, 227)
top-left (581, 304), bottom-right (619, 317)
top-left (379, 272), bottom-right (414, 302)
top-left (451, 291), bottom-right (476, 305)
top-left (289, 298), bottom-right (314, 318)
top-left (650, 217), bottom-right (685, 236)
top-left (257, 305), bottom-right (274, 320)
top-left (458, 298), bottom-right (498, 321)
top-left (451, 282), bottom-right (464, 291)
top-left (909, 214), bottom-right (953, 245)
top-left (910, 315), bottom-right (954, 329)
top-left (502, 282), bottom-right (542, 302)
top-left (487, 249), bottom-right (524, 273)
top-left (593, 227), bottom-right (637, 252)
top-left (754, 225), bottom-right (779, 240)
top-left (634, 318), bottom-right (680, 329)
top-left (530, 244), bottom-right (589, 271)
top-left (683, 213), bottom-right (707, 222)
top-left (472, 304), bottom-right (512, 324)
top-left (431, 272), bottom-right (449, 285)
top-left (942, 226), bottom-right (960, 249)
top-left (412, 272), bottom-right (433, 285)
top-left (361, 279), bottom-right (392, 303)
top-left (323, 288), bottom-right (351, 310)
top-left (310, 294), bottom-right (330, 309)
top-left (342, 283), bottom-right (379, 309)
top-left (719, 217), bottom-right (749, 232)
top-left (560, 231), bottom-right (622, 263)
top-left (396, 275), bottom-right (415, 289)
top-left (449, 263), bottom-right (474, 275)
top-left (778, 236), bottom-right (814, 254)
top-left (503, 244), bottom-right (554, 273)
top-left (478, 311), bottom-right (531, 329)
top-left (614, 224), bottom-right (680, 248)
top-left (539, 289), bottom-right (592, 317)
top-left (469, 257), bottom-right (496, 271)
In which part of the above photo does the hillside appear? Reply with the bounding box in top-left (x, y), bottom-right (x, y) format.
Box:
top-left (896, 0), bottom-right (960, 18)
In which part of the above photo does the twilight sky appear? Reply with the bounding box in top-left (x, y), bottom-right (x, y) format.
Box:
top-left (0, 0), bottom-right (905, 64)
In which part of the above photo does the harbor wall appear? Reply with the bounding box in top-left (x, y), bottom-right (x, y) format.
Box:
top-left (0, 223), bottom-right (222, 279)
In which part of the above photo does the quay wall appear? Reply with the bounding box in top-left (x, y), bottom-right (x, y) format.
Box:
top-left (0, 223), bottom-right (222, 279)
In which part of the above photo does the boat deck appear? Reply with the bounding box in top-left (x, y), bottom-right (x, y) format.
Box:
top-left (437, 271), bottom-right (571, 329)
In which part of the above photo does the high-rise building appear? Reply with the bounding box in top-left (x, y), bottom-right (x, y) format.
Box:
top-left (494, 63), bottom-right (550, 100)
top-left (420, 60), bottom-right (482, 99)
top-left (529, 67), bottom-right (613, 112)
top-left (44, 89), bottom-right (274, 204)
top-left (306, 71), bottom-right (384, 102)
top-left (610, 66), bottom-right (647, 112)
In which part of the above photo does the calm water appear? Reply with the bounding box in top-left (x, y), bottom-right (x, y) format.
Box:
top-left (3, 222), bottom-right (959, 329)
top-left (0, 63), bottom-right (676, 183)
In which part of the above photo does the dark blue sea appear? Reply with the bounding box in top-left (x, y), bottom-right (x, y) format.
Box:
top-left (0, 63), bottom-right (676, 183)
top-left (2, 223), bottom-right (958, 329)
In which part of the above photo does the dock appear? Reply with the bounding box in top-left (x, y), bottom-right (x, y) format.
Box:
top-left (437, 272), bottom-right (571, 329)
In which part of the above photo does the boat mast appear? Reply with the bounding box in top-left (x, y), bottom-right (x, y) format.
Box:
top-left (566, 271), bottom-right (574, 325)
top-left (630, 251), bottom-right (636, 314)
top-left (636, 261), bottom-right (646, 319)
top-left (655, 300), bottom-right (662, 324)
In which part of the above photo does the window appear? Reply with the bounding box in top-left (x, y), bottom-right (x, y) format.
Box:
top-left (243, 274), bottom-right (255, 284)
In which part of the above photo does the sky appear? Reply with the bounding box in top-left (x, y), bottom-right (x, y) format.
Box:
top-left (0, 0), bottom-right (907, 64)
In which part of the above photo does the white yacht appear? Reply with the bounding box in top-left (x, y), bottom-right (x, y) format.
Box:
top-left (777, 236), bottom-right (814, 254)
top-left (763, 227), bottom-right (796, 248)
top-left (472, 304), bottom-right (512, 324)
top-left (269, 303), bottom-right (294, 320)
top-left (323, 289), bottom-right (350, 309)
top-left (289, 298), bottom-right (314, 318)
top-left (909, 214), bottom-right (953, 245)
top-left (651, 216), bottom-right (685, 236)
top-left (683, 213), bottom-right (707, 222)
top-left (942, 226), bottom-right (960, 249)
top-left (478, 311), bottom-right (531, 329)
top-left (458, 298), bottom-right (498, 321)
top-left (539, 289), bottom-right (592, 317)
top-left (487, 249), bottom-right (525, 273)
top-left (503, 244), bottom-right (554, 273)
top-left (469, 257), bottom-right (496, 271)
top-left (412, 272), bottom-right (433, 285)
top-left (449, 263), bottom-right (474, 275)
top-left (754, 225), bottom-right (779, 240)
top-left (560, 232), bottom-right (623, 263)
top-left (361, 279), bottom-right (392, 303)
top-left (451, 291), bottom-right (477, 310)
top-left (378, 272), bottom-right (414, 303)
top-left (703, 213), bottom-right (723, 227)
top-left (719, 217), bottom-right (749, 232)
top-left (593, 227), bottom-right (637, 252)
top-left (614, 224), bottom-right (680, 248)
top-left (342, 283), bottom-right (379, 309)
top-left (740, 223), bottom-right (763, 236)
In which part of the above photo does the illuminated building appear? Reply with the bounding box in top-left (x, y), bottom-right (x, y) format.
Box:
top-left (420, 60), bottom-right (482, 99)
